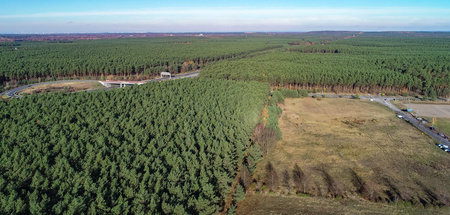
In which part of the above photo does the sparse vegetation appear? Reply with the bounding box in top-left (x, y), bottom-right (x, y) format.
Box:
top-left (249, 98), bottom-right (450, 208)
top-left (19, 81), bottom-right (103, 95)
top-left (237, 193), bottom-right (450, 215)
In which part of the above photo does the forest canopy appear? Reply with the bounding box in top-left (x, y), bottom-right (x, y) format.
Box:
top-left (0, 78), bottom-right (269, 214)
top-left (0, 37), bottom-right (281, 85)
top-left (201, 36), bottom-right (450, 97)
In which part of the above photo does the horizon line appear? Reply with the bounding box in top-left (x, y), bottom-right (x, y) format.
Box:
top-left (1, 31), bottom-right (450, 35)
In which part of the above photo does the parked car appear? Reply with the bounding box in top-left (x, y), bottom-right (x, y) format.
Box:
top-left (437, 144), bottom-right (448, 149)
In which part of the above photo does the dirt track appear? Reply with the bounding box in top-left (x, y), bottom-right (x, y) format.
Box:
top-left (405, 104), bottom-right (450, 118)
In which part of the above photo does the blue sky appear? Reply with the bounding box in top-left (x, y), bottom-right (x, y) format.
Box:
top-left (1, 0), bottom-right (449, 33)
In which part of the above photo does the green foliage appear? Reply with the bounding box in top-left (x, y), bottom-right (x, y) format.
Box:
top-left (201, 35), bottom-right (450, 97)
top-left (269, 91), bottom-right (284, 105)
top-left (232, 184), bottom-right (246, 202)
top-left (279, 89), bottom-right (303, 98)
top-left (226, 204), bottom-right (236, 215)
top-left (298, 90), bottom-right (309, 97)
top-left (267, 105), bottom-right (282, 139)
top-left (245, 144), bottom-right (263, 174)
top-left (0, 37), bottom-right (281, 85)
top-left (0, 78), bottom-right (269, 214)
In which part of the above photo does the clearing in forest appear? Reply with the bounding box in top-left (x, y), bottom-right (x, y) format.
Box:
top-left (19, 81), bottom-right (104, 95)
top-left (247, 98), bottom-right (450, 211)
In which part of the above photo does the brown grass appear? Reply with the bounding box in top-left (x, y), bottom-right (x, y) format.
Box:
top-left (20, 81), bottom-right (103, 95)
top-left (237, 193), bottom-right (450, 215)
top-left (251, 98), bottom-right (450, 206)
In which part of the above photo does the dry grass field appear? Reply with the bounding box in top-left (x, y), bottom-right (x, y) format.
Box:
top-left (237, 193), bottom-right (450, 215)
top-left (20, 81), bottom-right (103, 95)
top-left (249, 98), bottom-right (450, 210)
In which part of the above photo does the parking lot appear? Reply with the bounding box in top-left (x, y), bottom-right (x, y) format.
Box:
top-left (404, 104), bottom-right (450, 118)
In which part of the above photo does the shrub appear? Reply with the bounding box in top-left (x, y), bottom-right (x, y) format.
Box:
top-left (233, 184), bottom-right (246, 202)
top-left (269, 91), bottom-right (285, 105)
top-left (279, 89), bottom-right (300, 98)
top-left (298, 89), bottom-right (309, 97)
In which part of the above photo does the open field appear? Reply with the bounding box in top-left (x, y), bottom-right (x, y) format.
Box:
top-left (19, 81), bottom-right (103, 95)
top-left (433, 118), bottom-right (450, 136)
top-left (251, 98), bottom-right (450, 208)
top-left (237, 193), bottom-right (450, 215)
top-left (237, 194), bottom-right (450, 215)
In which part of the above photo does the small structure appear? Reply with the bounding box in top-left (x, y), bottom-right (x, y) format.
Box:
top-left (98, 80), bottom-right (145, 88)
top-left (161, 72), bottom-right (172, 79)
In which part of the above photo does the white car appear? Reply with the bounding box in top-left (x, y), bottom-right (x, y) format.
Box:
top-left (437, 144), bottom-right (449, 149)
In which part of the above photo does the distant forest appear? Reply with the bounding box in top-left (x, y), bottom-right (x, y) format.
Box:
top-left (1, 32), bottom-right (449, 97)
top-left (0, 37), bottom-right (281, 85)
top-left (201, 36), bottom-right (450, 97)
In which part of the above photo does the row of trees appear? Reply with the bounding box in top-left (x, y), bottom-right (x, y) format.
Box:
top-left (201, 36), bottom-right (450, 97)
top-left (0, 37), bottom-right (280, 85)
top-left (0, 78), bottom-right (270, 214)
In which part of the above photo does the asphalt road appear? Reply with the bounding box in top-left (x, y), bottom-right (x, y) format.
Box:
top-left (145, 71), bottom-right (199, 83)
top-left (309, 93), bottom-right (449, 147)
top-left (0, 80), bottom-right (100, 98)
top-left (0, 71), bottom-right (200, 98)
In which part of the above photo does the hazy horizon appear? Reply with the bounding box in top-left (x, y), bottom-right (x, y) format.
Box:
top-left (1, 0), bottom-right (450, 33)
top-left (2, 31), bottom-right (450, 36)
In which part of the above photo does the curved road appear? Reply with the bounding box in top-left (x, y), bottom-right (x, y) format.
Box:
top-left (1, 71), bottom-right (199, 98)
top-left (309, 93), bottom-right (449, 147)
top-left (1, 80), bottom-right (100, 98)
